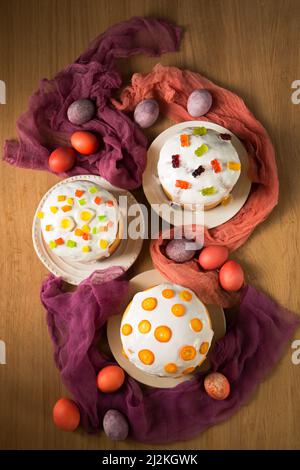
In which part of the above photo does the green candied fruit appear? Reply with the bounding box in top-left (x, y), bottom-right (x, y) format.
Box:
top-left (201, 186), bottom-right (217, 196)
top-left (66, 240), bottom-right (77, 248)
top-left (193, 126), bottom-right (207, 136)
top-left (98, 215), bottom-right (107, 222)
top-left (88, 186), bottom-right (98, 194)
top-left (79, 198), bottom-right (86, 205)
top-left (194, 144), bottom-right (209, 157)
top-left (92, 227), bottom-right (98, 234)
top-left (49, 240), bottom-right (57, 249)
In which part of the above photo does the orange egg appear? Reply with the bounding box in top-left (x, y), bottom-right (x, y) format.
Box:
top-left (162, 288), bottom-right (175, 299)
top-left (53, 398), bottom-right (80, 432)
top-left (171, 303), bottom-right (186, 317)
top-left (142, 297), bottom-right (157, 311)
top-left (204, 372), bottom-right (230, 400)
top-left (96, 365), bottom-right (125, 393)
top-left (180, 345), bottom-right (196, 361)
top-left (190, 318), bottom-right (203, 332)
top-left (70, 131), bottom-right (99, 155)
top-left (138, 349), bottom-right (155, 365)
top-left (198, 245), bottom-right (229, 270)
top-left (154, 325), bottom-right (172, 342)
top-left (219, 260), bottom-right (244, 292)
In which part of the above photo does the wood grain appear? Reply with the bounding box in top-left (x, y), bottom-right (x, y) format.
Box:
top-left (0, 0), bottom-right (300, 450)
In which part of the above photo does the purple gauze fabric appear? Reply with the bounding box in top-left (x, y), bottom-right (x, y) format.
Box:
top-left (41, 273), bottom-right (299, 445)
top-left (3, 17), bottom-right (182, 189)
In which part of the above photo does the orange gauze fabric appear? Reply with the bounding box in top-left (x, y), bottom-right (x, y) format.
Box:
top-left (113, 64), bottom-right (279, 250)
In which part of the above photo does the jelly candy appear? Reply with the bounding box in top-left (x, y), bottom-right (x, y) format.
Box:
top-left (172, 155), bottom-right (180, 168)
top-left (227, 161), bottom-right (241, 171)
top-left (219, 133), bottom-right (231, 141)
top-left (106, 200), bottom-right (114, 206)
top-left (195, 144), bottom-right (209, 157)
top-left (211, 159), bottom-right (222, 173)
top-left (180, 134), bottom-right (190, 147)
top-left (201, 186), bottom-right (217, 196)
top-left (193, 127), bottom-right (207, 136)
top-left (66, 240), bottom-right (76, 248)
top-left (175, 180), bottom-right (191, 190)
top-left (192, 165), bottom-right (205, 178)
top-left (75, 190), bottom-right (85, 197)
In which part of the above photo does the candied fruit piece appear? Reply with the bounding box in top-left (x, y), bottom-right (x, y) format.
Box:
top-left (55, 237), bottom-right (64, 246)
top-left (49, 241), bottom-right (57, 249)
top-left (61, 205), bottom-right (72, 212)
top-left (106, 200), bottom-right (114, 206)
top-left (201, 186), bottom-right (217, 196)
top-left (88, 187), bottom-right (98, 194)
top-left (81, 224), bottom-right (90, 233)
top-left (192, 165), bottom-right (205, 178)
top-left (82, 233), bottom-right (90, 241)
top-left (45, 225), bottom-right (52, 231)
top-left (99, 239), bottom-right (109, 250)
top-left (211, 159), bottom-right (222, 173)
top-left (66, 240), bottom-right (76, 248)
top-left (75, 228), bottom-right (83, 236)
top-left (193, 127), bottom-right (207, 136)
top-left (50, 206), bottom-right (58, 214)
top-left (82, 246), bottom-right (91, 253)
top-left (195, 144), bottom-right (209, 157)
top-left (99, 225), bottom-right (108, 232)
top-left (57, 195), bottom-right (66, 202)
top-left (175, 180), bottom-right (191, 190)
top-left (78, 198), bottom-right (86, 206)
top-left (98, 215), bottom-right (107, 222)
top-left (227, 161), bottom-right (241, 171)
top-left (75, 190), bottom-right (85, 197)
top-left (66, 198), bottom-right (74, 205)
top-left (94, 196), bottom-right (102, 205)
top-left (92, 227), bottom-right (98, 234)
top-left (37, 211), bottom-right (44, 219)
top-left (180, 134), bottom-right (190, 147)
top-left (171, 154), bottom-right (180, 168)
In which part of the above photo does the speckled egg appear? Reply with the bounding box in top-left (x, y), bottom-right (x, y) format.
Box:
top-left (204, 372), bottom-right (230, 400)
top-left (165, 238), bottom-right (196, 263)
top-left (103, 409), bottom-right (129, 441)
top-left (134, 99), bottom-right (159, 128)
top-left (67, 99), bottom-right (96, 125)
top-left (187, 89), bottom-right (212, 117)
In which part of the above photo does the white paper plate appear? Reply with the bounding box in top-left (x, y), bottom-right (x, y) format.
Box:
top-left (143, 121), bottom-right (251, 229)
top-left (107, 269), bottom-right (226, 389)
top-left (32, 175), bottom-right (145, 285)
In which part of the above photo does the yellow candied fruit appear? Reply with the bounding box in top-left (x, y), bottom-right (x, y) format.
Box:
top-left (164, 363), bottom-right (178, 374)
top-left (179, 290), bottom-right (192, 302)
top-left (66, 197), bottom-right (74, 205)
top-left (50, 206), bottom-right (58, 214)
top-left (80, 210), bottom-right (93, 222)
top-left (37, 211), bottom-right (44, 219)
top-left (81, 224), bottom-right (90, 233)
top-left (154, 326), bottom-right (172, 343)
top-left (138, 349), bottom-right (155, 366)
top-left (75, 228), bottom-right (83, 236)
top-left (180, 345), bottom-right (196, 361)
top-left (200, 341), bottom-right (209, 355)
top-left (138, 320), bottom-right (151, 334)
top-left (227, 161), bottom-right (241, 171)
top-left (141, 297), bottom-right (157, 311)
top-left (45, 225), bottom-right (52, 231)
top-left (57, 195), bottom-right (66, 202)
top-left (82, 246), bottom-right (91, 253)
top-left (99, 239), bottom-right (109, 250)
top-left (162, 288), bottom-right (174, 299)
top-left (122, 324), bottom-right (132, 336)
top-left (60, 218), bottom-right (72, 229)
top-left (171, 303), bottom-right (186, 317)
top-left (190, 318), bottom-right (203, 332)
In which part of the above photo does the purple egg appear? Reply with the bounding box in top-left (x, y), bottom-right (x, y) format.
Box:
top-left (134, 99), bottom-right (159, 128)
top-left (187, 89), bottom-right (212, 117)
top-left (165, 238), bottom-right (196, 263)
top-left (67, 99), bottom-right (95, 125)
top-left (103, 409), bottom-right (129, 441)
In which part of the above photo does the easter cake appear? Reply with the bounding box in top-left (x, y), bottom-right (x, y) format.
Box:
top-left (157, 126), bottom-right (241, 210)
top-left (37, 180), bottom-right (122, 262)
top-left (120, 283), bottom-right (214, 377)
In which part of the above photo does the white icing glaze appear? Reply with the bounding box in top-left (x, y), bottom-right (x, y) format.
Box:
top-left (39, 181), bottom-right (120, 262)
top-left (157, 126), bottom-right (241, 207)
top-left (120, 283), bottom-right (214, 377)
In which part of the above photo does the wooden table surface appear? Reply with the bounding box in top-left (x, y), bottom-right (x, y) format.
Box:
top-left (0, 0), bottom-right (300, 450)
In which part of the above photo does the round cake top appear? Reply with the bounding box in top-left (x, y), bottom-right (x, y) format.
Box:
top-left (157, 126), bottom-right (241, 207)
top-left (120, 283), bottom-right (214, 377)
top-left (37, 180), bottom-right (120, 262)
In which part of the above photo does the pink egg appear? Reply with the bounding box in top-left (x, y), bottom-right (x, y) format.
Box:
top-left (187, 89), bottom-right (212, 117)
top-left (198, 246), bottom-right (229, 270)
top-left (204, 372), bottom-right (230, 400)
top-left (219, 260), bottom-right (244, 292)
